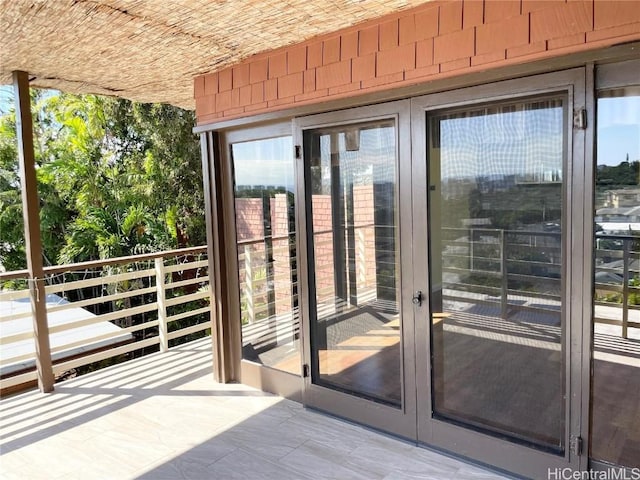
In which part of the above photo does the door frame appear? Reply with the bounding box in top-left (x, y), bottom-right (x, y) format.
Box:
top-left (409, 68), bottom-right (589, 478)
top-left (294, 99), bottom-right (418, 439)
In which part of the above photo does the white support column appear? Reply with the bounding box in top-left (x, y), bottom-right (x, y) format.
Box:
top-left (155, 257), bottom-right (168, 352)
top-left (13, 71), bottom-right (55, 392)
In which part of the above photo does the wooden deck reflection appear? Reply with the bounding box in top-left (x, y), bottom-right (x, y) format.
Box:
top-left (268, 302), bottom-right (640, 467)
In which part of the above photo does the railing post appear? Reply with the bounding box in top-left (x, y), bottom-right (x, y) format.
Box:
top-left (622, 239), bottom-right (630, 339)
top-left (244, 247), bottom-right (254, 324)
top-left (155, 257), bottom-right (168, 352)
top-left (346, 180), bottom-right (358, 307)
top-left (500, 230), bottom-right (508, 320)
top-left (262, 196), bottom-right (276, 320)
top-left (357, 227), bottom-right (366, 288)
top-left (469, 227), bottom-right (474, 271)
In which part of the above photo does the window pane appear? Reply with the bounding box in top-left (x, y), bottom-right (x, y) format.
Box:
top-left (591, 87), bottom-right (640, 467)
top-left (305, 121), bottom-right (402, 406)
top-left (428, 98), bottom-right (566, 452)
top-left (231, 136), bottom-right (300, 373)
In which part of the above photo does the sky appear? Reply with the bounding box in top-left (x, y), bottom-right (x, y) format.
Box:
top-left (0, 85), bottom-right (12, 115)
top-left (597, 95), bottom-right (640, 165)
top-left (232, 136), bottom-right (295, 190)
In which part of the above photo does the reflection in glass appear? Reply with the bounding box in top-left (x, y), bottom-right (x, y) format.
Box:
top-left (231, 136), bottom-right (300, 373)
top-left (591, 87), bottom-right (640, 467)
top-left (305, 121), bottom-right (401, 406)
top-left (428, 98), bottom-right (566, 451)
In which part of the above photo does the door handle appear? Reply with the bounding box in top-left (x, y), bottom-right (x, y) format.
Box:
top-left (412, 290), bottom-right (423, 306)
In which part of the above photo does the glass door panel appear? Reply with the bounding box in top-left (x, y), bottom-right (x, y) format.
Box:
top-left (427, 97), bottom-right (567, 451)
top-left (230, 136), bottom-right (300, 374)
top-left (591, 85), bottom-right (640, 468)
top-left (303, 120), bottom-right (401, 406)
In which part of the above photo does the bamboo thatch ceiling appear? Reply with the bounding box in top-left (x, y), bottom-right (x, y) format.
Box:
top-left (0, 0), bottom-right (430, 110)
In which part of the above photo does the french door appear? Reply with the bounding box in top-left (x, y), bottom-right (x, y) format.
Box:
top-left (294, 100), bottom-right (417, 438)
top-left (295, 70), bottom-right (589, 478)
top-left (410, 69), bottom-right (589, 477)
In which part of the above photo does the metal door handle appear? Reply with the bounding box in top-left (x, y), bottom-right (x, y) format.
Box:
top-left (412, 291), bottom-right (423, 306)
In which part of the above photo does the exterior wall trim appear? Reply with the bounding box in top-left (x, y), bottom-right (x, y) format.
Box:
top-left (194, 0), bottom-right (640, 127)
top-left (194, 42), bottom-right (639, 134)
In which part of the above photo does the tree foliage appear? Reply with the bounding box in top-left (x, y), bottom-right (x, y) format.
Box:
top-left (0, 90), bottom-right (204, 270)
top-left (596, 160), bottom-right (640, 186)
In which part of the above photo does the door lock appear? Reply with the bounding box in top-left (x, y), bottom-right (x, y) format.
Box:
top-left (412, 291), bottom-right (423, 306)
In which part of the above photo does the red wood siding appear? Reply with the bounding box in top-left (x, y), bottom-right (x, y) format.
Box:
top-left (195, 0), bottom-right (640, 125)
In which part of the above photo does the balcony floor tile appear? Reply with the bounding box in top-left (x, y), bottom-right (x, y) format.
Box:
top-left (0, 338), bottom-right (510, 480)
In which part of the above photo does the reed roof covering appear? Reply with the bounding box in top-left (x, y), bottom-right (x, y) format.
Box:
top-left (1, 0), bottom-right (428, 110)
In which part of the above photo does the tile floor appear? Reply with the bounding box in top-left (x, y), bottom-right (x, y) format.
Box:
top-left (0, 338), bottom-right (510, 480)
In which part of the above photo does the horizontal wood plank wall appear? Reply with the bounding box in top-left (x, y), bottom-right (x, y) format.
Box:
top-left (194, 0), bottom-right (640, 125)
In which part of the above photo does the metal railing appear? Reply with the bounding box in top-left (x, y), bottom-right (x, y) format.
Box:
top-left (236, 224), bottom-right (638, 342)
top-left (238, 232), bottom-right (297, 325)
top-left (0, 246), bottom-right (211, 391)
top-left (236, 223), bottom-right (397, 325)
top-left (440, 227), bottom-right (639, 338)
top-left (593, 234), bottom-right (640, 338)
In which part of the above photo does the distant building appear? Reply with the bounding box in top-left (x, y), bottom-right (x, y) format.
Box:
top-left (604, 189), bottom-right (640, 208)
top-left (595, 205), bottom-right (640, 223)
top-left (595, 189), bottom-right (640, 232)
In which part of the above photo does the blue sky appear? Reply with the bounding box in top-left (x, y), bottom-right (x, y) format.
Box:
top-left (597, 96), bottom-right (640, 165)
top-left (0, 85), bottom-right (12, 115)
top-left (232, 136), bottom-right (294, 190)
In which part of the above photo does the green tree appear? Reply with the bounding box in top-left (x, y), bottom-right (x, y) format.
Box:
top-left (0, 89), bottom-right (72, 270)
top-left (0, 102), bottom-right (24, 272)
top-left (596, 160), bottom-right (640, 186)
top-left (0, 90), bottom-right (204, 270)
